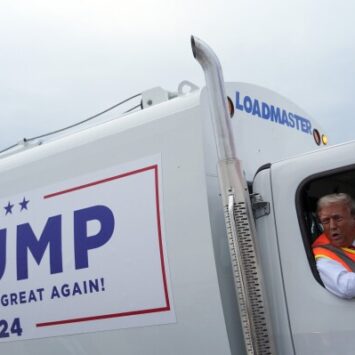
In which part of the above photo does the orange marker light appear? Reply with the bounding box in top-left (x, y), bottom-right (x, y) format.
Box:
top-left (322, 134), bottom-right (328, 145)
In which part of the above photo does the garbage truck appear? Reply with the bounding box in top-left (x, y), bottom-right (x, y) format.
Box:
top-left (0, 36), bottom-right (354, 355)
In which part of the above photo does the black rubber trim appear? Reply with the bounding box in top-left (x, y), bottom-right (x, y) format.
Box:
top-left (191, 36), bottom-right (197, 58)
top-left (254, 163), bottom-right (271, 179)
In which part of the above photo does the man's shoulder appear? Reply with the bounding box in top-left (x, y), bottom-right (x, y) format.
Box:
top-left (312, 233), bottom-right (329, 248)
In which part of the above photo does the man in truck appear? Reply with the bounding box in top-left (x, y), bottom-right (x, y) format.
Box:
top-left (312, 193), bottom-right (355, 299)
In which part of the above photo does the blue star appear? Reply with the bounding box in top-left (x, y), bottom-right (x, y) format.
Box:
top-left (4, 201), bottom-right (14, 215)
top-left (19, 197), bottom-right (30, 211)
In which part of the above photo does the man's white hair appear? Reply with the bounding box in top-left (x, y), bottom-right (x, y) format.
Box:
top-left (317, 193), bottom-right (355, 216)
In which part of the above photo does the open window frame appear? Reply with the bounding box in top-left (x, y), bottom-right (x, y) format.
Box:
top-left (296, 164), bottom-right (355, 286)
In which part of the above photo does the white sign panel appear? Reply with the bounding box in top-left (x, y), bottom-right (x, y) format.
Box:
top-left (0, 155), bottom-right (174, 342)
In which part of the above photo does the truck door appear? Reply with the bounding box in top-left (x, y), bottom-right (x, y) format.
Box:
top-left (270, 141), bottom-right (355, 355)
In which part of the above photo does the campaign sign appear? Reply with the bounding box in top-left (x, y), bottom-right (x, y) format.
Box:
top-left (0, 155), bottom-right (174, 342)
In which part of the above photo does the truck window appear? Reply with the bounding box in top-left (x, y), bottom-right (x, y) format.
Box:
top-left (296, 166), bottom-right (355, 287)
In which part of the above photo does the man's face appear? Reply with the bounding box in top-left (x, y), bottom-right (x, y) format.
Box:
top-left (318, 202), bottom-right (355, 247)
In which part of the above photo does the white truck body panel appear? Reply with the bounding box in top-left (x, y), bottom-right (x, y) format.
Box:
top-left (0, 93), bottom-right (242, 354)
top-left (0, 92), bottom-right (239, 353)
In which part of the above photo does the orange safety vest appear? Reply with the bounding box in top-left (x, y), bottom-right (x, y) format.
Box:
top-left (312, 233), bottom-right (355, 272)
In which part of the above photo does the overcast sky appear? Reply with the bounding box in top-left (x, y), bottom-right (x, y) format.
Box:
top-left (1, 0), bottom-right (354, 151)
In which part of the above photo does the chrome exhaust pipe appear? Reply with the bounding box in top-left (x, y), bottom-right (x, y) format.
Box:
top-left (191, 35), bottom-right (275, 355)
top-left (191, 36), bottom-right (236, 161)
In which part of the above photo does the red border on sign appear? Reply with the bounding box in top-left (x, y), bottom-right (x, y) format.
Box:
top-left (36, 164), bottom-right (170, 328)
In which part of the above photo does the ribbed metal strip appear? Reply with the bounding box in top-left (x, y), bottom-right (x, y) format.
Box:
top-left (224, 200), bottom-right (255, 355)
top-left (225, 196), bottom-right (273, 355)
